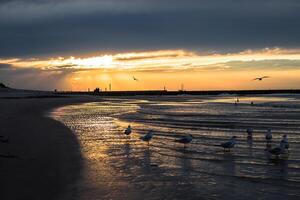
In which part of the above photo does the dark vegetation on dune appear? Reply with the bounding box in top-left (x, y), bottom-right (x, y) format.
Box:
top-left (0, 82), bottom-right (8, 88)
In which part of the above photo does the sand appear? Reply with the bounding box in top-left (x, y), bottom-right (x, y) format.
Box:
top-left (0, 94), bottom-right (100, 200)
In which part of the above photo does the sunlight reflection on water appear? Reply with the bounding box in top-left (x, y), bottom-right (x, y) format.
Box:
top-left (51, 96), bottom-right (300, 199)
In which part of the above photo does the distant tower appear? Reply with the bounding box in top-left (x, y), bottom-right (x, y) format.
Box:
top-left (164, 86), bottom-right (166, 91)
top-left (109, 83), bottom-right (111, 91)
top-left (181, 83), bottom-right (184, 91)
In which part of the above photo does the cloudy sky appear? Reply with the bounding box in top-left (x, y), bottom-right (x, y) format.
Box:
top-left (1, 0), bottom-right (300, 91)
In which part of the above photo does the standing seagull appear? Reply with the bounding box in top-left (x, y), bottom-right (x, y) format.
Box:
top-left (253, 76), bottom-right (270, 81)
top-left (280, 135), bottom-right (289, 150)
top-left (268, 146), bottom-right (283, 158)
top-left (133, 76), bottom-right (139, 81)
top-left (176, 134), bottom-right (193, 148)
top-left (124, 125), bottom-right (132, 136)
top-left (268, 135), bottom-right (290, 158)
top-left (246, 128), bottom-right (253, 138)
top-left (265, 129), bottom-right (272, 143)
top-left (140, 130), bottom-right (154, 145)
top-left (217, 136), bottom-right (237, 152)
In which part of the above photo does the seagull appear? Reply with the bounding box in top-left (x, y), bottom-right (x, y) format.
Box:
top-left (269, 146), bottom-right (283, 157)
top-left (280, 134), bottom-right (289, 150)
top-left (140, 130), bottom-right (153, 145)
top-left (246, 128), bottom-right (253, 138)
top-left (133, 76), bottom-right (138, 81)
top-left (253, 76), bottom-right (270, 81)
top-left (265, 129), bottom-right (272, 142)
top-left (217, 136), bottom-right (237, 152)
top-left (268, 135), bottom-right (290, 158)
top-left (124, 125), bottom-right (132, 136)
top-left (175, 134), bottom-right (193, 148)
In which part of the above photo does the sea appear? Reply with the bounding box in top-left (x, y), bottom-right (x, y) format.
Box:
top-left (50, 94), bottom-right (300, 200)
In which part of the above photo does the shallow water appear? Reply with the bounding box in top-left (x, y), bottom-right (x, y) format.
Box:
top-left (51, 95), bottom-right (300, 200)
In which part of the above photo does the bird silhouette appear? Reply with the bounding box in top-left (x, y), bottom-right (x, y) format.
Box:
top-left (253, 76), bottom-right (270, 81)
top-left (269, 146), bottom-right (283, 157)
top-left (175, 134), bottom-right (193, 148)
top-left (140, 130), bottom-right (153, 145)
top-left (265, 129), bottom-right (272, 142)
top-left (133, 76), bottom-right (138, 81)
top-left (124, 125), bottom-right (132, 136)
top-left (216, 136), bottom-right (237, 152)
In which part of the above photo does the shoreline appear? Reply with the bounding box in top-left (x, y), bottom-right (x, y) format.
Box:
top-left (0, 96), bottom-right (101, 200)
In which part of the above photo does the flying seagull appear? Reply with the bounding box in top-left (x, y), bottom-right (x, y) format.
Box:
top-left (133, 76), bottom-right (138, 81)
top-left (175, 134), bottom-right (193, 148)
top-left (216, 136), bottom-right (237, 152)
top-left (140, 130), bottom-right (153, 145)
top-left (253, 76), bottom-right (270, 81)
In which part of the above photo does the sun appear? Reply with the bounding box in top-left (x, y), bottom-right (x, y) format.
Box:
top-left (50, 55), bottom-right (114, 69)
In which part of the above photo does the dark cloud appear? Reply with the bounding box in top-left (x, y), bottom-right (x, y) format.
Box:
top-left (0, 0), bottom-right (300, 57)
top-left (0, 63), bottom-right (12, 69)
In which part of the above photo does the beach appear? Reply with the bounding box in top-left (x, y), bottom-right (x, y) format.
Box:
top-left (0, 92), bottom-right (101, 200)
top-left (1, 92), bottom-right (300, 200)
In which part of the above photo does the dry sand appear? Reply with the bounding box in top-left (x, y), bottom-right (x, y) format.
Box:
top-left (0, 93), bottom-right (100, 200)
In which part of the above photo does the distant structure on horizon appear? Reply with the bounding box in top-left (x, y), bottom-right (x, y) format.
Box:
top-left (179, 83), bottom-right (185, 91)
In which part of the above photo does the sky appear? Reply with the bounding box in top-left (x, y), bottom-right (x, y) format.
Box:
top-left (0, 0), bottom-right (300, 91)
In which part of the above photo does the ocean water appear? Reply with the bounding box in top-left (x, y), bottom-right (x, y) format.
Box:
top-left (51, 95), bottom-right (300, 200)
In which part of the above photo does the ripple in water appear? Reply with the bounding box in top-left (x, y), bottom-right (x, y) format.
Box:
top-left (50, 96), bottom-right (300, 200)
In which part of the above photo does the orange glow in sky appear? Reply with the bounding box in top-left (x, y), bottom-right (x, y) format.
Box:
top-left (1, 48), bottom-right (300, 91)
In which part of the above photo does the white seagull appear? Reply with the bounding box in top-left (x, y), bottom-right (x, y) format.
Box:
top-left (253, 76), bottom-right (270, 81)
top-left (140, 130), bottom-right (153, 145)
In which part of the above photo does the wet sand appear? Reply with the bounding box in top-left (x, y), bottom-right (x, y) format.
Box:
top-left (0, 94), bottom-right (100, 200)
